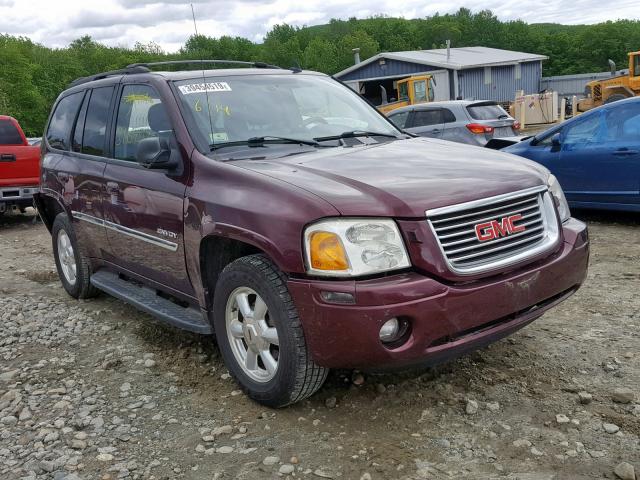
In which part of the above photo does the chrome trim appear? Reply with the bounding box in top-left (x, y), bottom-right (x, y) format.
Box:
top-left (426, 186), bottom-right (560, 276)
top-left (71, 211), bottom-right (178, 252)
top-left (430, 194), bottom-right (540, 225)
top-left (426, 185), bottom-right (547, 217)
top-left (433, 201), bottom-right (540, 232)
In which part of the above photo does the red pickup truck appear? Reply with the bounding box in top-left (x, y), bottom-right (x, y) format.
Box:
top-left (0, 115), bottom-right (40, 215)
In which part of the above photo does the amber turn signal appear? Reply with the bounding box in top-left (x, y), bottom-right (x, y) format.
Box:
top-left (309, 231), bottom-right (349, 271)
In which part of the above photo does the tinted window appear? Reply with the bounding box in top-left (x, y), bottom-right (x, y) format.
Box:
top-left (115, 85), bottom-right (172, 162)
top-left (467, 104), bottom-right (509, 120)
top-left (72, 93), bottom-right (90, 153)
top-left (442, 109), bottom-right (456, 123)
top-left (634, 55), bottom-right (640, 77)
top-left (412, 109), bottom-right (441, 127)
top-left (389, 111), bottom-right (409, 129)
top-left (82, 87), bottom-right (114, 157)
top-left (0, 119), bottom-right (23, 145)
top-left (46, 93), bottom-right (83, 150)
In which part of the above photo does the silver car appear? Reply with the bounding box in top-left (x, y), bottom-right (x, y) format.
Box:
top-left (387, 100), bottom-right (520, 147)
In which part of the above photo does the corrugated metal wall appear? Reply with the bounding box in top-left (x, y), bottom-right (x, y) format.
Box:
top-left (458, 61), bottom-right (541, 102)
top-left (339, 58), bottom-right (440, 81)
top-left (540, 70), bottom-right (629, 97)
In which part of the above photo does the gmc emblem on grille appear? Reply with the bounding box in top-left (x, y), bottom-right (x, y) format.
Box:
top-left (475, 214), bottom-right (526, 242)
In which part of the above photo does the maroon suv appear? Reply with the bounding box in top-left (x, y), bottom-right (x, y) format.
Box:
top-left (35, 61), bottom-right (589, 407)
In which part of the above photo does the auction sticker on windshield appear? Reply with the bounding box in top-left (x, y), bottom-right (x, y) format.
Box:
top-left (178, 82), bottom-right (232, 94)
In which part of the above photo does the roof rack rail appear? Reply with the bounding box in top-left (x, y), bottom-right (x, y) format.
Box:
top-left (126, 60), bottom-right (282, 70)
top-left (68, 65), bottom-right (151, 88)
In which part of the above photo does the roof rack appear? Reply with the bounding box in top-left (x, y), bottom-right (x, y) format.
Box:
top-left (67, 60), bottom-right (283, 89)
top-left (68, 65), bottom-right (151, 88)
top-left (126, 60), bottom-right (283, 70)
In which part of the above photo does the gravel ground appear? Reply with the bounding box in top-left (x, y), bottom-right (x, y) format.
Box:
top-left (0, 209), bottom-right (638, 480)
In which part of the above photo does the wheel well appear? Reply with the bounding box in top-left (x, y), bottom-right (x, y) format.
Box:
top-left (199, 236), bottom-right (263, 308)
top-left (34, 195), bottom-right (66, 232)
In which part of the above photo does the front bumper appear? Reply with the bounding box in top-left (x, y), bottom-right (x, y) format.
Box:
top-left (288, 218), bottom-right (589, 369)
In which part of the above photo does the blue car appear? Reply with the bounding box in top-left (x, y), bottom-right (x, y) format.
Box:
top-left (504, 97), bottom-right (640, 212)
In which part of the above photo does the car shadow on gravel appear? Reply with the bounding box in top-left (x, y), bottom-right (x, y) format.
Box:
top-left (0, 208), bottom-right (38, 228)
top-left (572, 208), bottom-right (639, 226)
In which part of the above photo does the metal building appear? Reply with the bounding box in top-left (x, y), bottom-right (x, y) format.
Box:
top-left (540, 70), bottom-right (630, 98)
top-left (334, 46), bottom-right (547, 104)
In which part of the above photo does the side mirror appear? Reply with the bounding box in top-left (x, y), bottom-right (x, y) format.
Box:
top-left (550, 132), bottom-right (562, 151)
top-left (136, 135), bottom-right (179, 170)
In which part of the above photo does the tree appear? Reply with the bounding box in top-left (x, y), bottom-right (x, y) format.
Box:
top-left (303, 37), bottom-right (339, 73)
top-left (337, 30), bottom-right (379, 71)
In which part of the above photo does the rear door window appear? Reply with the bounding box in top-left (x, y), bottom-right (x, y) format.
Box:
top-left (412, 109), bottom-right (442, 127)
top-left (46, 92), bottom-right (84, 150)
top-left (604, 103), bottom-right (640, 141)
top-left (0, 119), bottom-right (23, 145)
top-left (467, 104), bottom-right (509, 120)
top-left (82, 87), bottom-right (114, 157)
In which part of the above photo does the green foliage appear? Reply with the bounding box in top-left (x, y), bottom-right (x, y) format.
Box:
top-left (1, 8), bottom-right (639, 136)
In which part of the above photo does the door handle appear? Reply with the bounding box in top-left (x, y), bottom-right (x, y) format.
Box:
top-left (106, 181), bottom-right (120, 194)
top-left (0, 153), bottom-right (16, 162)
top-left (430, 129), bottom-right (441, 133)
top-left (57, 172), bottom-right (70, 182)
top-left (613, 149), bottom-right (639, 156)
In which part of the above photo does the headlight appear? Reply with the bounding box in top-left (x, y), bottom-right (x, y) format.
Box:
top-left (547, 174), bottom-right (570, 222)
top-left (304, 218), bottom-right (411, 277)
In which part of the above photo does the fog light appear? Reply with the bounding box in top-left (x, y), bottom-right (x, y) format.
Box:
top-left (379, 318), bottom-right (400, 342)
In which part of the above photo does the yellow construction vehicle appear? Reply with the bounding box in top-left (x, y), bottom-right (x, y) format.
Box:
top-left (378, 74), bottom-right (436, 114)
top-left (578, 51), bottom-right (640, 111)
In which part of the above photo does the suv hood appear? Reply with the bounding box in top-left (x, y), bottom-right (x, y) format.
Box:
top-left (232, 137), bottom-right (550, 218)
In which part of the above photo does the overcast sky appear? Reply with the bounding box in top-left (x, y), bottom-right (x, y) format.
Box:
top-left (2, 0), bottom-right (639, 52)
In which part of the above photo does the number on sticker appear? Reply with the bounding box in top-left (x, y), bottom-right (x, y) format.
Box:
top-left (179, 82), bottom-right (232, 94)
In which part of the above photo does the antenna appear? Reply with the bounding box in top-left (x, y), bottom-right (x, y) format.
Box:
top-left (190, 3), bottom-right (215, 147)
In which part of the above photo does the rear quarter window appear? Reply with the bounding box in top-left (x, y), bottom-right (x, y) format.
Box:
top-left (0, 119), bottom-right (23, 145)
top-left (46, 92), bottom-right (84, 150)
top-left (467, 104), bottom-right (509, 121)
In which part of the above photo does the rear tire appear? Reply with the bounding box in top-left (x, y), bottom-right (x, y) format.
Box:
top-left (52, 213), bottom-right (99, 299)
top-left (604, 93), bottom-right (628, 104)
top-left (212, 254), bottom-right (328, 408)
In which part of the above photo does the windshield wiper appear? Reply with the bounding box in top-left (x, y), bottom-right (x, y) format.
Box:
top-left (313, 130), bottom-right (400, 142)
top-left (210, 136), bottom-right (321, 151)
top-left (497, 114), bottom-right (510, 119)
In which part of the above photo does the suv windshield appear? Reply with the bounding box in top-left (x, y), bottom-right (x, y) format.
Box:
top-left (174, 74), bottom-right (400, 149)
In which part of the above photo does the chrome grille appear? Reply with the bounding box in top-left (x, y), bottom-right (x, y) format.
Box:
top-left (426, 186), bottom-right (560, 275)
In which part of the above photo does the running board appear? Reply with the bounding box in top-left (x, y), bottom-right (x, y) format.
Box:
top-left (90, 270), bottom-right (212, 334)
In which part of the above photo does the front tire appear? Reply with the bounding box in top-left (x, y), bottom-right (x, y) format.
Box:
top-left (52, 213), bottom-right (98, 299)
top-left (212, 254), bottom-right (328, 407)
